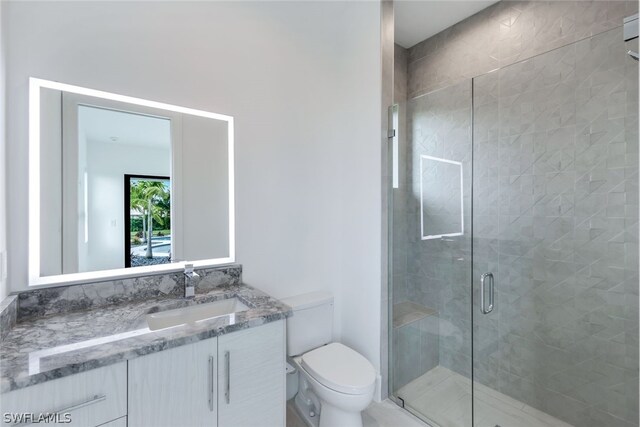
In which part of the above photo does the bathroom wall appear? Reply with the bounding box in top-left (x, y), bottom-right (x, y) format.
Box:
top-left (4, 1), bottom-right (382, 376)
top-left (0, 0), bottom-right (7, 302)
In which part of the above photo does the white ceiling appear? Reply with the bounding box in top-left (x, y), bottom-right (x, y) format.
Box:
top-left (395, 0), bottom-right (499, 49)
top-left (78, 105), bottom-right (171, 149)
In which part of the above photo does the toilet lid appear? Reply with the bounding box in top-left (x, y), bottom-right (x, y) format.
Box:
top-left (301, 343), bottom-right (376, 395)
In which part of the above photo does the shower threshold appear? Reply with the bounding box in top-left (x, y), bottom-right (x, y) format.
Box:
top-left (396, 366), bottom-right (574, 427)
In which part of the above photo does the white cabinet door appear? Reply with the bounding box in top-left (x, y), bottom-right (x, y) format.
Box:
top-left (217, 320), bottom-right (285, 427)
top-left (0, 363), bottom-right (126, 427)
top-left (128, 338), bottom-right (218, 427)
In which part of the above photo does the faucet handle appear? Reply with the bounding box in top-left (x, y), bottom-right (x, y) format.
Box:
top-left (184, 263), bottom-right (200, 277)
top-left (184, 263), bottom-right (198, 298)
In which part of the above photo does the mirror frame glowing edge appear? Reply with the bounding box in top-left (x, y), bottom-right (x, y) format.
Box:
top-left (28, 77), bottom-right (235, 287)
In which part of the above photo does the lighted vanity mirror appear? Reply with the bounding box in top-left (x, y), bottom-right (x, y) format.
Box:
top-left (29, 78), bottom-right (234, 286)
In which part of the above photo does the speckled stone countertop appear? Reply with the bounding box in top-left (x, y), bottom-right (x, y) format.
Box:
top-left (0, 283), bottom-right (291, 394)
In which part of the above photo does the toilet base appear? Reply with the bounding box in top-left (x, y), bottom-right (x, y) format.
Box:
top-left (292, 394), bottom-right (363, 427)
top-left (293, 386), bottom-right (320, 427)
top-left (318, 402), bottom-right (363, 427)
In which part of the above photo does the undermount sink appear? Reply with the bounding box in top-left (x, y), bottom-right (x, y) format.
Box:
top-left (146, 298), bottom-right (250, 331)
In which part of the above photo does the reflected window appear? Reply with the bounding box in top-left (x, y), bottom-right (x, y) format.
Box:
top-left (125, 176), bottom-right (171, 268)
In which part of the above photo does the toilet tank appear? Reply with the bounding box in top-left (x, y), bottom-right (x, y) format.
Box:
top-left (280, 291), bottom-right (333, 356)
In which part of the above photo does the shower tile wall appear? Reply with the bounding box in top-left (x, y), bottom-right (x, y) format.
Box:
top-left (407, 0), bottom-right (639, 98)
top-left (391, 0), bottom-right (639, 425)
top-left (473, 27), bottom-right (638, 427)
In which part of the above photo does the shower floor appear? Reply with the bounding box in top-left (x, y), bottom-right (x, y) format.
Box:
top-left (397, 366), bottom-right (573, 427)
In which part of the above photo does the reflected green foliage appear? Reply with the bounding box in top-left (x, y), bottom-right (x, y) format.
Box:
top-left (130, 179), bottom-right (170, 258)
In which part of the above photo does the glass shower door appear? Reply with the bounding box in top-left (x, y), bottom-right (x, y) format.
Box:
top-left (390, 80), bottom-right (473, 426)
top-left (472, 26), bottom-right (639, 427)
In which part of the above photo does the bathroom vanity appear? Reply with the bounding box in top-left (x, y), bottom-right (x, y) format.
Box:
top-left (0, 269), bottom-right (290, 427)
top-left (0, 74), bottom-right (291, 426)
top-left (128, 321), bottom-right (284, 427)
top-left (0, 53), bottom-right (292, 427)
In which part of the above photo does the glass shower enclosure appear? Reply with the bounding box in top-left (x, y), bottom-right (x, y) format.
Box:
top-left (389, 24), bottom-right (639, 427)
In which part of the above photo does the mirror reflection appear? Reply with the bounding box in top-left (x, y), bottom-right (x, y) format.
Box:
top-left (35, 81), bottom-right (233, 279)
top-left (125, 175), bottom-right (171, 268)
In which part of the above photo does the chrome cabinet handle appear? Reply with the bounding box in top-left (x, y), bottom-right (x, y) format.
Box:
top-left (15, 395), bottom-right (106, 426)
top-left (208, 355), bottom-right (215, 412)
top-left (480, 272), bottom-right (494, 314)
top-left (225, 351), bottom-right (230, 404)
top-left (52, 394), bottom-right (106, 415)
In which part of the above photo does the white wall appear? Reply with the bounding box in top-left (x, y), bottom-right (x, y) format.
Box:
top-left (0, 0), bottom-right (7, 301)
top-left (5, 1), bottom-right (382, 374)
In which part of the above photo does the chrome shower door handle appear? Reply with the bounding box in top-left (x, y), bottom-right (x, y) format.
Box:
top-left (480, 272), bottom-right (494, 314)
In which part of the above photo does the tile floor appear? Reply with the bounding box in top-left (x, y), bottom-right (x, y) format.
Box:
top-left (397, 366), bottom-right (574, 427)
top-left (287, 366), bottom-right (574, 427)
top-left (287, 398), bottom-right (427, 427)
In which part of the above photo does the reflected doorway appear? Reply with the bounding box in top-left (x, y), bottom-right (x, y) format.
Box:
top-left (124, 175), bottom-right (171, 268)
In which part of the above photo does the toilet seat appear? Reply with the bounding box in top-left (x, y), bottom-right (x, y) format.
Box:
top-left (301, 342), bottom-right (376, 395)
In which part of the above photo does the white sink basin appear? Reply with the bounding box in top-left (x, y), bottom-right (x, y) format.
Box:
top-left (147, 298), bottom-right (250, 331)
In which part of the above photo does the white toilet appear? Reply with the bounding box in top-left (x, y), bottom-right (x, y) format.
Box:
top-left (281, 292), bottom-right (376, 427)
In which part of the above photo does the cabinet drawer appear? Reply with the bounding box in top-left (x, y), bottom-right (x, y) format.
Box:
top-left (1, 363), bottom-right (127, 426)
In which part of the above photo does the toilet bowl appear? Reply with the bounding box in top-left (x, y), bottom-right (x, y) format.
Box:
top-left (293, 343), bottom-right (375, 427)
top-left (281, 292), bottom-right (376, 427)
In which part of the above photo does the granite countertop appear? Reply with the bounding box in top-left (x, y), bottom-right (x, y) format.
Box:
top-left (0, 283), bottom-right (291, 394)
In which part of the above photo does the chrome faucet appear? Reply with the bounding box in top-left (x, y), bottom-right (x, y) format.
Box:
top-left (184, 263), bottom-right (199, 298)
